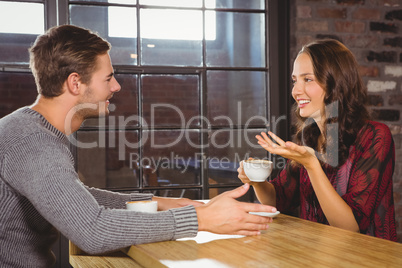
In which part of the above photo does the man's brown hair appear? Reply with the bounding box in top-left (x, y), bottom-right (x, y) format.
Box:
top-left (29, 25), bottom-right (111, 97)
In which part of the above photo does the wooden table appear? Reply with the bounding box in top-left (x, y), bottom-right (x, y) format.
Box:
top-left (70, 214), bottom-right (402, 268)
top-left (69, 241), bottom-right (143, 268)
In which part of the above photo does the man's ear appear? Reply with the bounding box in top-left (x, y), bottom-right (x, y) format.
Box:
top-left (65, 72), bottom-right (82, 95)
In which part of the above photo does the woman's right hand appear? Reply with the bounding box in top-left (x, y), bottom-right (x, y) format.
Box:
top-left (237, 160), bottom-right (251, 184)
top-left (237, 159), bottom-right (261, 186)
top-left (238, 159), bottom-right (276, 206)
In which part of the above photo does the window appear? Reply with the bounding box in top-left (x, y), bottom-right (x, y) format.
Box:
top-left (0, 0), bottom-right (45, 64)
top-left (69, 0), bottom-right (269, 200)
top-left (0, 0), bottom-right (289, 202)
top-left (0, 1), bottom-right (44, 35)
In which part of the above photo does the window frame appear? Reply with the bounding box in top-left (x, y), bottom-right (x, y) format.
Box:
top-left (0, 0), bottom-right (290, 200)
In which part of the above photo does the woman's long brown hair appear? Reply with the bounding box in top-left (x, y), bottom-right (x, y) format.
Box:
top-left (291, 39), bottom-right (370, 168)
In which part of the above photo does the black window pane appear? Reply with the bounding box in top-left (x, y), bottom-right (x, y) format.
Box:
top-left (0, 34), bottom-right (37, 64)
top-left (140, 0), bottom-right (201, 7)
top-left (206, 0), bottom-right (264, 9)
top-left (142, 74), bottom-right (200, 127)
top-left (70, 5), bottom-right (138, 65)
top-left (76, 131), bottom-right (140, 189)
top-left (208, 129), bottom-right (268, 185)
top-left (207, 71), bottom-right (267, 127)
top-left (142, 130), bottom-right (201, 187)
top-left (206, 11), bottom-right (265, 67)
top-left (0, 2), bottom-right (44, 64)
top-left (0, 72), bottom-right (37, 118)
top-left (82, 74), bottom-right (139, 128)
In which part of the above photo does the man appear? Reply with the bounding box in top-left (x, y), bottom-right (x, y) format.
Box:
top-left (0, 25), bottom-right (276, 267)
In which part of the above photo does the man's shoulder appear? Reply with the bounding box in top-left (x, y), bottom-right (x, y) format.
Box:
top-left (0, 107), bottom-right (57, 152)
top-left (0, 107), bottom-right (41, 134)
top-left (1, 106), bottom-right (32, 122)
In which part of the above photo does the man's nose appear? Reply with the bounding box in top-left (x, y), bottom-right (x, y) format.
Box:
top-left (112, 78), bottom-right (121, 93)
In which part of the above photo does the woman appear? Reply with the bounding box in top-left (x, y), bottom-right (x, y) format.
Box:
top-left (238, 39), bottom-right (397, 241)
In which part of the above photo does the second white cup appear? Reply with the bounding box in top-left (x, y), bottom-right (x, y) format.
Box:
top-left (242, 159), bottom-right (273, 182)
top-left (126, 200), bottom-right (158, 213)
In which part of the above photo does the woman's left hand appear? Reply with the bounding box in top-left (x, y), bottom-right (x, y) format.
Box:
top-left (256, 131), bottom-right (318, 169)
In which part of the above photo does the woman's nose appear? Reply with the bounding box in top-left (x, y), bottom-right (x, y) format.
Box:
top-left (292, 82), bottom-right (303, 96)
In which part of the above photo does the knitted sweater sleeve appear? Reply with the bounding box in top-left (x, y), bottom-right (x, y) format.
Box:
top-left (85, 185), bottom-right (154, 209)
top-left (3, 133), bottom-right (198, 254)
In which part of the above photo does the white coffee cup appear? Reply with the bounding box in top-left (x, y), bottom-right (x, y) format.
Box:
top-left (242, 159), bottom-right (273, 182)
top-left (126, 200), bottom-right (158, 213)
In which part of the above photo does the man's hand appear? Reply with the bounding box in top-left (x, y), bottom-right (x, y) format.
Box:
top-left (152, 196), bottom-right (204, 211)
top-left (195, 184), bottom-right (277, 236)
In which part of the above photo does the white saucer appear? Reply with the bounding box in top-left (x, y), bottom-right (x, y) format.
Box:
top-left (249, 211), bottom-right (280, 218)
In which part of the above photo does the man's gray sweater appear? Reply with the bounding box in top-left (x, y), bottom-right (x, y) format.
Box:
top-left (0, 107), bottom-right (198, 267)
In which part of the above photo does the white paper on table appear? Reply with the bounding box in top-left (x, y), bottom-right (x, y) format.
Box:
top-left (195, 199), bottom-right (210, 204)
top-left (161, 258), bottom-right (232, 268)
top-left (177, 231), bottom-right (244, 244)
